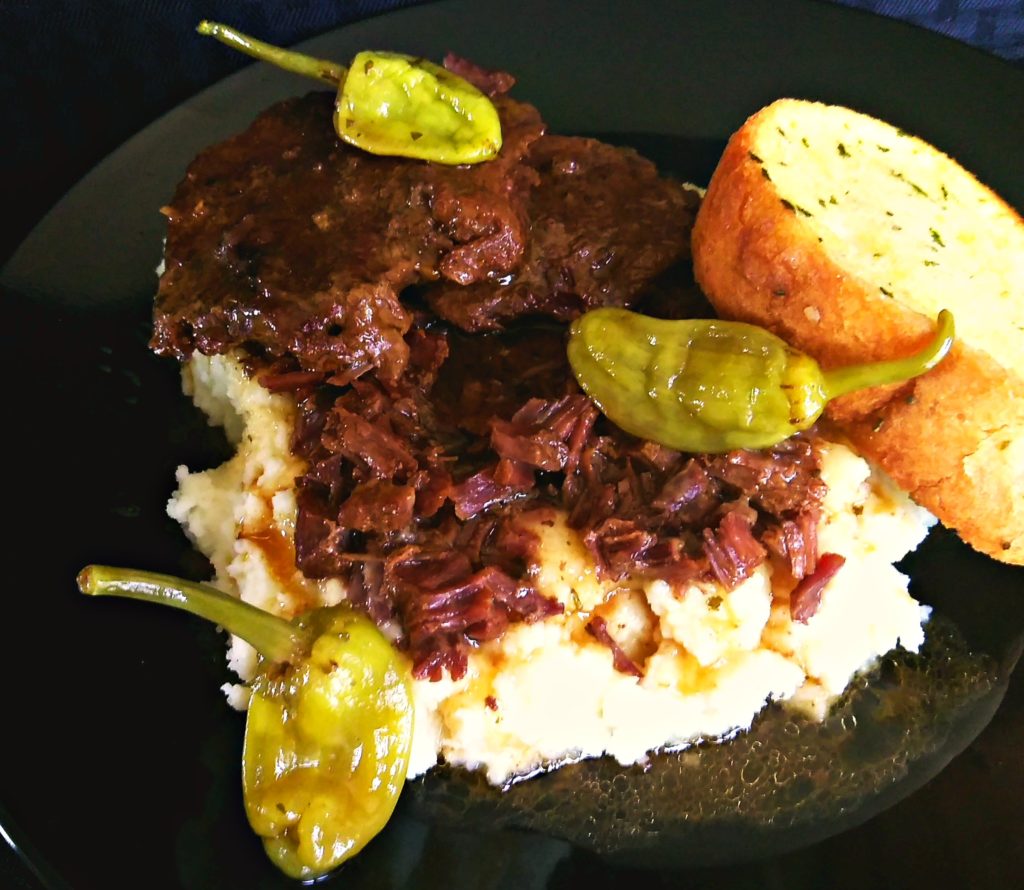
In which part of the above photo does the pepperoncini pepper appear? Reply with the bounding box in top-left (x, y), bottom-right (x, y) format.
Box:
top-left (567, 308), bottom-right (954, 453)
top-left (77, 565), bottom-right (413, 880)
top-left (196, 20), bottom-right (502, 164)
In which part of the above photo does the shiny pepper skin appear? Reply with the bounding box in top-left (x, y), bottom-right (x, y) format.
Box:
top-left (244, 606), bottom-right (414, 879)
top-left (567, 308), bottom-right (954, 453)
top-left (337, 51), bottom-right (502, 164)
top-left (197, 22), bottom-right (501, 164)
top-left (77, 566), bottom-right (414, 881)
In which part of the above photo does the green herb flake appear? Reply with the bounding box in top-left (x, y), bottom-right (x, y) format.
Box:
top-left (801, 136), bottom-right (810, 148)
top-left (777, 126), bottom-right (786, 137)
top-left (780, 198), bottom-right (796, 213)
top-left (909, 181), bottom-right (927, 196)
top-left (923, 259), bottom-right (938, 267)
top-left (748, 151), bottom-right (763, 163)
top-left (885, 209), bottom-right (894, 216)
top-left (761, 167), bottom-right (772, 182)
top-left (829, 195), bottom-right (838, 205)
top-left (930, 228), bottom-right (945, 247)
top-left (879, 286), bottom-right (894, 298)
top-left (818, 198), bottom-right (827, 208)
top-left (940, 184), bottom-right (949, 200)
top-left (877, 144), bottom-right (891, 152)
top-left (796, 205), bottom-right (813, 217)
top-left (837, 142), bottom-right (850, 157)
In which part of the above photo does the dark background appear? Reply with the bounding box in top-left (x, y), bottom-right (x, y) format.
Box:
top-left (1, 1), bottom-right (1022, 888)
top-left (1, 0), bottom-right (1023, 268)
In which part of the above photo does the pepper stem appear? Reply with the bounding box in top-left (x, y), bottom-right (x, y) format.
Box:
top-left (197, 20), bottom-right (347, 87)
top-left (77, 565), bottom-right (308, 665)
top-left (823, 310), bottom-right (955, 400)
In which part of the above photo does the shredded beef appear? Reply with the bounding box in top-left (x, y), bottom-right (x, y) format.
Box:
top-left (155, 75), bottom-right (696, 380)
top-left (153, 89), bottom-right (544, 384)
top-left (288, 323), bottom-right (828, 680)
top-left (586, 616), bottom-right (644, 678)
top-left (449, 459), bottom-right (535, 520)
top-left (389, 549), bottom-right (562, 681)
top-left (790, 552), bottom-right (846, 623)
top-left (442, 52), bottom-right (517, 97)
top-left (426, 135), bottom-right (700, 332)
top-left (155, 61), bottom-right (828, 680)
top-left (702, 507), bottom-right (767, 589)
top-left (490, 395), bottom-right (598, 472)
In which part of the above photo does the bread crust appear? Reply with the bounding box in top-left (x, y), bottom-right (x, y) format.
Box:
top-left (692, 101), bottom-right (1024, 565)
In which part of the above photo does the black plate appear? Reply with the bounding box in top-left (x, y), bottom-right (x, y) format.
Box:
top-left (2, 2), bottom-right (1022, 888)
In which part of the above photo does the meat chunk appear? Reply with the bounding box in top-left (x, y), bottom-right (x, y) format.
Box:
top-left (153, 91), bottom-right (697, 381)
top-left (153, 91), bottom-right (545, 384)
top-left (287, 325), bottom-right (827, 680)
top-left (442, 52), bottom-right (517, 97)
top-left (153, 63), bottom-right (825, 681)
top-left (426, 135), bottom-right (700, 331)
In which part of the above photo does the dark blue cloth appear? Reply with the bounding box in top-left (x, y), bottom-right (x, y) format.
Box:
top-left (834, 0), bottom-right (1024, 60)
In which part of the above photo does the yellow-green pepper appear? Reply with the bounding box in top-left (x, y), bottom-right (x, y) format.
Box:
top-left (567, 308), bottom-right (954, 453)
top-left (197, 21), bottom-right (502, 164)
top-left (77, 565), bottom-right (413, 880)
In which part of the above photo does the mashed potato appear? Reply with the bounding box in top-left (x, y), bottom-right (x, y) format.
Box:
top-left (169, 352), bottom-right (935, 786)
